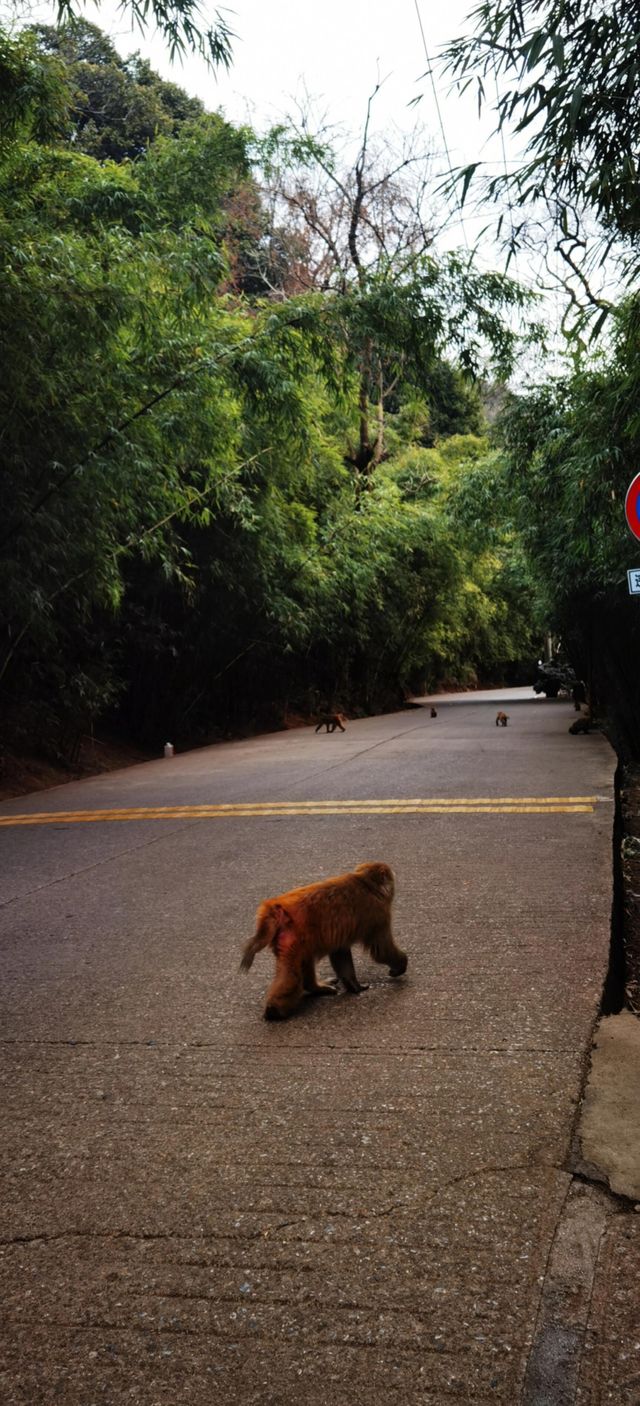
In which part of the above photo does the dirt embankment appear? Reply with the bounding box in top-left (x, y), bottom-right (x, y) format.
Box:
top-left (0, 735), bottom-right (152, 802)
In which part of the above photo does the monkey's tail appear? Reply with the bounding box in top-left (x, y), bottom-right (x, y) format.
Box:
top-left (239, 908), bottom-right (281, 972)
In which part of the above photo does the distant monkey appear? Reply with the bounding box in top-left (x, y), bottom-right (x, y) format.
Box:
top-left (240, 862), bottom-right (407, 1021)
top-left (496, 711), bottom-right (509, 727)
top-left (430, 707), bottom-right (438, 718)
top-left (315, 712), bottom-right (347, 733)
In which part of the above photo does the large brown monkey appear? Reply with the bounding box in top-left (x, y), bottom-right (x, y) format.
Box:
top-left (240, 862), bottom-right (407, 1020)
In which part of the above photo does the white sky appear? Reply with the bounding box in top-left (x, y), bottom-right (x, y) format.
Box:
top-left (101, 0), bottom-right (492, 158)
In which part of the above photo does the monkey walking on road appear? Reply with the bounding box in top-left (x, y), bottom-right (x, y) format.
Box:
top-left (430, 707), bottom-right (438, 718)
top-left (240, 862), bottom-right (408, 1021)
top-left (496, 711), bottom-right (509, 727)
top-left (315, 712), bottom-right (347, 733)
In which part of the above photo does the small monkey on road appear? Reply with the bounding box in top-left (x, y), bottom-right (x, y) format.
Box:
top-left (496, 711), bottom-right (509, 727)
top-left (315, 712), bottom-right (347, 733)
top-left (240, 862), bottom-right (407, 1020)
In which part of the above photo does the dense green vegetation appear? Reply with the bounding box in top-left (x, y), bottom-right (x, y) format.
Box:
top-left (499, 302), bottom-right (640, 759)
top-left (0, 20), bottom-right (548, 765)
top-left (5, 2), bottom-right (639, 771)
top-left (446, 0), bottom-right (640, 760)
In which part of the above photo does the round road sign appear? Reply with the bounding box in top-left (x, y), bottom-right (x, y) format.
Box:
top-left (626, 473), bottom-right (640, 541)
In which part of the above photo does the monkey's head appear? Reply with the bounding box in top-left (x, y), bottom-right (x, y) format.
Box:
top-left (354, 862), bottom-right (395, 901)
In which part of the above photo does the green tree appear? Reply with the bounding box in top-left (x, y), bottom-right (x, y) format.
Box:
top-left (497, 296), bottom-right (640, 754)
top-left (0, 35), bottom-right (251, 748)
top-left (0, 25), bottom-right (71, 143)
top-left (31, 21), bottom-right (204, 161)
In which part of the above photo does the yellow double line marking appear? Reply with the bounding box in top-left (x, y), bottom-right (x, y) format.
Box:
top-left (0, 797), bottom-right (597, 826)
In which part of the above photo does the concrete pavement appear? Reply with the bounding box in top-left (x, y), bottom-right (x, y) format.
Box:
top-left (0, 689), bottom-right (636, 1404)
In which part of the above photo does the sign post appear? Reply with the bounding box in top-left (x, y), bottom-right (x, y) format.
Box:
top-left (624, 476), bottom-right (640, 593)
top-left (625, 472), bottom-right (640, 541)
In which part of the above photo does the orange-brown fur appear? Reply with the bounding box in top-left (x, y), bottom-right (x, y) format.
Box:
top-left (240, 862), bottom-right (407, 1020)
top-left (315, 712), bottom-right (347, 732)
top-left (496, 711), bottom-right (509, 727)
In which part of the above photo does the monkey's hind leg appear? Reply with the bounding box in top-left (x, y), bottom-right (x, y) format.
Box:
top-left (302, 958), bottom-right (338, 997)
top-left (368, 927), bottom-right (408, 978)
top-left (329, 947), bottom-right (369, 993)
top-left (264, 956), bottom-right (305, 1021)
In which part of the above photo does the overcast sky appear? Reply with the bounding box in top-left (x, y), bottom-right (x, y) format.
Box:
top-left (95, 0), bottom-right (492, 156)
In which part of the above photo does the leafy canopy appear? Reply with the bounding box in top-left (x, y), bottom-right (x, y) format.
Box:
top-left (52, 0), bottom-right (234, 65)
top-left (444, 0), bottom-right (640, 321)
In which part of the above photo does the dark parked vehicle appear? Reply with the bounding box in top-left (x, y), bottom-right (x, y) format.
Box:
top-left (533, 660), bottom-right (579, 699)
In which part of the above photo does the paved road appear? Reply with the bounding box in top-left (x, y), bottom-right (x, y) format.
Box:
top-left (0, 691), bottom-right (618, 1403)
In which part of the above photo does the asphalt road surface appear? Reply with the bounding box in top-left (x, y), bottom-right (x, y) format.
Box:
top-left (0, 690), bottom-right (617, 1404)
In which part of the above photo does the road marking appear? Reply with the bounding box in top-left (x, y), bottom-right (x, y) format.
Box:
top-left (0, 797), bottom-right (597, 826)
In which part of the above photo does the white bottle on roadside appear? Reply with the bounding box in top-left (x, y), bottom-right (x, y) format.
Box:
top-left (164, 742), bottom-right (175, 758)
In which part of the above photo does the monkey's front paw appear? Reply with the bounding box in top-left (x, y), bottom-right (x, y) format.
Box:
top-left (389, 955), bottom-right (408, 977)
